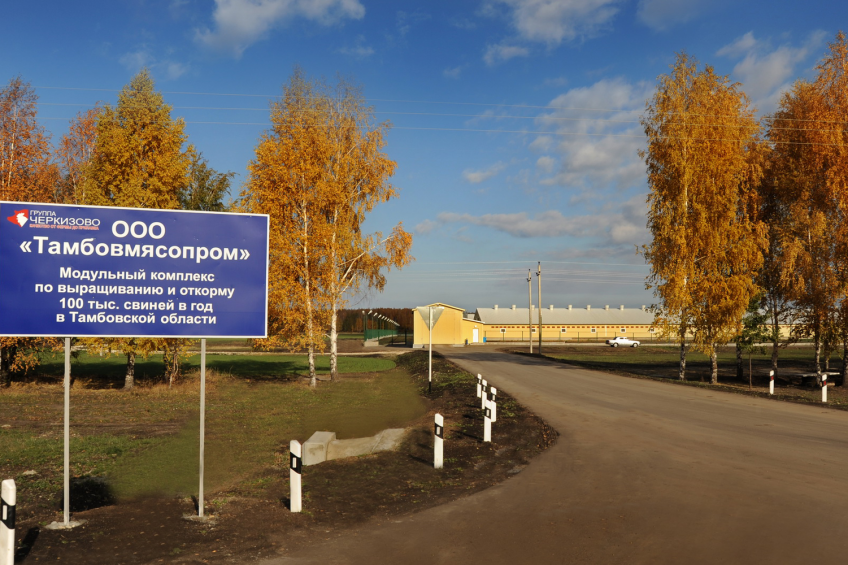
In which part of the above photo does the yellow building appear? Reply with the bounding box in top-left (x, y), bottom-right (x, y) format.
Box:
top-left (413, 303), bottom-right (659, 347)
top-left (412, 303), bottom-right (484, 347)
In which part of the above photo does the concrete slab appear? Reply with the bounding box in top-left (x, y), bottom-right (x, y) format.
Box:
top-left (371, 428), bottom-right (407, 453)
top-left (302, 431), bottom-right (336, 466)
top-left (324, 428), bottom-right (408, 462)
top-left (326, 436), bottom-right (378, 460)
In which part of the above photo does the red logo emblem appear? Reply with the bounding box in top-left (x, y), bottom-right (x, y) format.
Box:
top-left (6, 209), bottom-right (29, 227)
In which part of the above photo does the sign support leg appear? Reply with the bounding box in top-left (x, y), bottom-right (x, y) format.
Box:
top-left (63, 337), bottom-right (70, 525)
top-left (199, 338), bottom-right (206, 518)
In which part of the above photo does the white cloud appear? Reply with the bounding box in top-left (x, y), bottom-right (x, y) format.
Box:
top-left (484, 42), bottom-right (530, 66)
top-left (166, 62), bottom-right (188, 79)
top-left (463, 162), bottom-right (507, 184)
top-left (717, 30), bottom-right (827, 110)
top-left (119, 49), bottom-right (154, 71)
top-left (444, 66), bottom-right (463, 79)
top-left (338, 36), bottom-right (374, 58)
top-left (397, 10), bottom-right (430, 37)
top-left (716, 31), bottom-right (756, 58)
top-left (531, 77), bottom-right (652, 192)
top-left (119, 48), bottom-right (189, 81)
top-left (414, 219), bottom-right (439, 235)
top-left (490, 0), bottom-right (622, 45)
top-left (636, 0), bottom-right (707, 31)
top-left (195, 0), bottom-right (365, 57)
top-left (418, 195), bottom-right (649, 246)
top-left (536, 156), bottom-right (556, 173)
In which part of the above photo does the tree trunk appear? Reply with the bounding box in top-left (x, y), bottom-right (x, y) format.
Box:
top-left (771, 341), bottom-right (779, 376)
top-left (710, 346), bottom-right (718, 385)
top-left (329, 305), bottom-right (338, 382)
top-left (0, 346), bottom-right (10, 387)
top-left (748, 353), bottom-right (753, 389)
top-left (815, 332), bottom-right (822, 374)
top-left (736, 343), bottom-right (743, 380)
top-left (169, 347), bottom-right (179, 388)
top-left (841, 339), bottom-right (848, 387)
top-left (770, 305), bottom-right (780, 376)
top-left (124, 352), bottom-right (135, 390)
top-left (678, 339), bottom-right (686, 380)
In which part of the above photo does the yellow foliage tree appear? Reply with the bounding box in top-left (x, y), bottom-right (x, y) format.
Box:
top-left (0, 77), bottom-right (59, 202)
top-left (80, 69), bottom-right (193, 389)
top-left (82, 69), bottom-right (191, 209)
top-left (312, 77), bottom-right (413, 381)
top-left (0, 77), bottom-right (62, 385)
top-left (642, 53), bottom-right (767, 384)
top-left (56, 106), bottom-right (101, 204)
top-left (242, 69), bottom-right (412, 385)
top-left (768, 32), bottom-right (848, 377)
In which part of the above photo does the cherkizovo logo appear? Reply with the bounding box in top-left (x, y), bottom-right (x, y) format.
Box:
top-left (6, 209), bottom-right (29, 227)
top-left (5, 209), bottom-right (100, 230)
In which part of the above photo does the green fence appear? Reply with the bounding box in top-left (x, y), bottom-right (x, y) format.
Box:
top-left (365, 328), bottom-right (398, 340)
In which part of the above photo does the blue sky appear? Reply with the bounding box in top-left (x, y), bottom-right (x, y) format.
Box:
top-left (3, 0), bottom-right (843, 312)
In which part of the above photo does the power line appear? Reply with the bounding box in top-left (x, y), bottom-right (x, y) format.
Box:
top-left (33, 101), bottom-right (848, 133)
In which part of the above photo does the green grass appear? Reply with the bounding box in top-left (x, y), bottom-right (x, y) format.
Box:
top-left (545, 344), bottom-right (842, 380)
top-left (35, 351), bottom-right (395, 384)
top-left (107, 367), bottom-right (425, 498)
top-left (1, 351), bottom-right (410, 508)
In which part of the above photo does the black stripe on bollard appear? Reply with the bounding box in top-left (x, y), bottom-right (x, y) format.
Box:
top-left (435, 423), bottom-right (443, 439)
top-left (290, 453), bottom-right (302, 475)
top-left (1, 496), bottom-right (14, 529)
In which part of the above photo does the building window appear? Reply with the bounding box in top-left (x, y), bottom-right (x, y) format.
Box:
top-left (531, 328), bottom-right (537, 333)
top-left (620, 327), bottom-right (626, 333)
top-left (500, 328), bottom-right (506, 334)
top-left (649, 327), bottom-right (656, 333)
top-left (561, 327), bottom-right (567, 333)
top-left (590, 328), bottom-right (596, 333)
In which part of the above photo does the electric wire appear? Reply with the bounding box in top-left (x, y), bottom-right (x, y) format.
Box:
top-left (31, 84), bottom-right (848, 125)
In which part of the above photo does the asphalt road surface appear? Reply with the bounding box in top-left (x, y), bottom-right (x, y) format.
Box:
top-left (262, 348), bottom-right (848, 564)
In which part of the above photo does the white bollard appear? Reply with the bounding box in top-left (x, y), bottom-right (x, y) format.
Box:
top-left (290, 440), bottom-right (302, 513)
top-left (823, 374), bottom-right (828, 403)
top-left (434, 414), bottom-right (444, 469)
top-left (483, 402), bottom-right (492, 443)
top-left (476, 374), bottom-right (482, 399)
top-left (489, 387), bottom-right (497, 423)
top-left (481, 380), bottom-right (488, 409)
top-left (769, 370), bottom-right (774, 395)
top-left (1, 479), bottom-right (15, 565)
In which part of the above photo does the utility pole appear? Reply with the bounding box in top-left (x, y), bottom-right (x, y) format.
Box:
top-left (537, 262), bottom-right (542, 354)
top-left (527, 269), bottom-right (533, 354)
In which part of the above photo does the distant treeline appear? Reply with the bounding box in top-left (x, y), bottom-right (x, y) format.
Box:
top-left (338, 308), bottom-right (415, 332)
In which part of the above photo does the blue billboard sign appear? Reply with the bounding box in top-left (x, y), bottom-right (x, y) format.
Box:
top-left (0, 202), bottom-right (269, 338)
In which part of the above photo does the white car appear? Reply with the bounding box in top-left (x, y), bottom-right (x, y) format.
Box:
top-left (606, 336), bottom-right (640, 348)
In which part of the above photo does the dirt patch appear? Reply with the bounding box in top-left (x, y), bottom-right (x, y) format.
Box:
top-left (12, 351), bottom-right (555, 563)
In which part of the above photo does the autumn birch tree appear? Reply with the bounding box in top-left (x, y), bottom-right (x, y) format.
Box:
top-left (769, 33), bottom-right (848, 378)
top-left (0, 77), bottom-right (62, 385)
top-left (642, 53), bottom-right (766, 384)
top-left (316, 77), bottom-right (413, 381)
top-left (242, 71), bottom-right (333, 386)
top-left (56, 106), bottom-right (101, 204)
top-left (0, 77), bottom-right (58, 202)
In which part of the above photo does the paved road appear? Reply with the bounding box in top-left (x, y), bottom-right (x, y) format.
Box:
top-left (263, 349), bottom-right (848, 564)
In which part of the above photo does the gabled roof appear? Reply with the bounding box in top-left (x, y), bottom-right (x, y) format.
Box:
top-left (415, 303), bottom-right (465, 312)
top-left (475, 306), bottom-right (655, 325)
